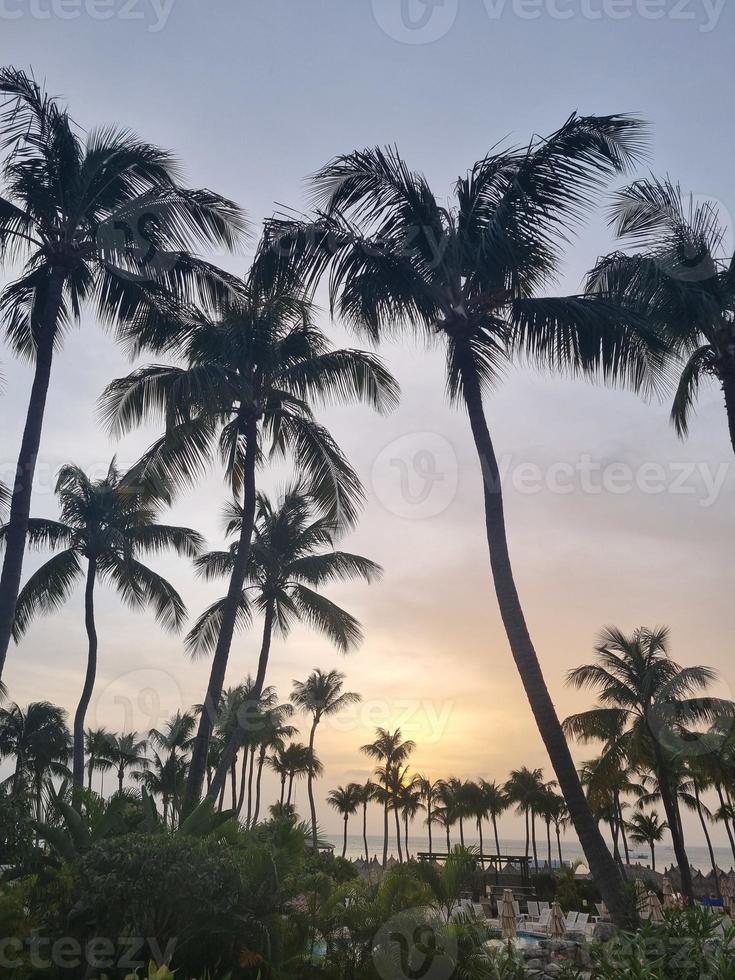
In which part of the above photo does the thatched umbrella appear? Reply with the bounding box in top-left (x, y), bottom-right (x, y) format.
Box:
top-left (548, 901), bottom-right (566, 939)
top-left (648, 891), bottom-right (664, 924)
top-left (635, 879), bottom-right (650, 919)
top-left (719, 874), bottom-right (735, 914)
top-left (662, 877), bottom-right (676, 911)
top-left (500, 889), bottom-right (517, 941)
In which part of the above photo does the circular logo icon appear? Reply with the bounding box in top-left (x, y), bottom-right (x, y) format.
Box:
top-left (95, 200), bottom-right (180, 283)
top-left (371, 0), bottom-right (458, 44)
top-left (91, 667), bottom-right (187, 734)
top-left (373, 908), bottom-right (456, 980)
top-left (371, 431), bottom-right (459, 520)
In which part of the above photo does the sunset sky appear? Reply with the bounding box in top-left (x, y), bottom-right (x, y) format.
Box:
top-left (1, 1), bottom-right (733, 842)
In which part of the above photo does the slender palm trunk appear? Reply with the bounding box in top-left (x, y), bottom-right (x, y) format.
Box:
top-left (650, 738), bottom-right (694, 903)
top-left (307, 715), bottom-right (320, 851)
top-left (237, 748), bottom-right (248, 817)
top-left (650, 842), bottom-right (656, 872)
top-left (458, 815), bottom-right (465, 848)
top-left (0, 270), bottom-right (65, 680)
top-left (427, 799), bottom-right (433, 858)
top-left (73, 559), bottom-right (98, 791)
top-left (694, 784), bottom-right (720, 895)
top-left (720, 366), bottom-right (735, 457)
top-left (477, 818), bottom-right (484, 863)
top-left (342, 814), bottom-right (348, 859)
top-left (394, 805), bottom-right (403, 862)
top-left (716, 785), bottom-right (735, 861)
top-left (286, 772), bottom-right (294, 807)
top-left (546, 818), bottom-right (552, 869)
top-left (186, 415), bottom-right (259, 809)
top-left (118, 768), bottom-right (124, 794)
top-left (492, 813), bottom-right (501, 858)
top-left (531, 812), bottom-right (538, 871)
top-left (459, 354), bottom-right (627, 923)
top-left (617, 796), bottom-right (630, 865)
top-left (230, 758), bottom-right (237, 810)
top-left (245, 746), bottom-right (256, 826)
top-left (253, 748), bottom-right (266, 825)
top-left (556, 825), bottom-right (563, 866)
top-left (87, 762), bottom-right (93, 792)
top-left (382, 798), bottom-right (389, 867)
top-left (279, 772), bottom-right (285, 806)
top-left (362, 800), bottom-right (369, 862)
top-left (404, 812), bottom-right (410, 859)
top-left (217, 779), bottom-right (226, 812)
top-left (207, 596), bottom-right (275, 802)
top-left (523, 809), bottom-right (530, 860)
top-left (445, 822), bottom-right (450, 852)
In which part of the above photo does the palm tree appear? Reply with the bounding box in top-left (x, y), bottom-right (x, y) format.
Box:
top-left (416, 775), bottom-right (443, 858)
top-left (101, 253), bottom-right (397, 810)
top-left (105, 732), bottom-right (149, 794)
top-left (291, 669), bottom-right (360, 850)
top-left (188, 484), bottom-right (380, 801)
top-left (587, 177), bottom-right (735, 453)
top-left (0, 701), bottom-right (70, 820)
top-left (134, 749), bottom-right (188, 828)
top-left (267, 114), bottom-right (657, 922)
top-left (361, 727), bottom-right (415, 866)
top-left (463, 780), bottom-right (488, 861)
top-left (564, 625), bottom-right (733, 902)
top-left (3, 459), bottom-right (201, 788)
top-left (280, 741), bottom-right (320, 810)
top-left (0, 68), bottom-right (245, 675)
top-left (250, 702), bottom-right (297, 826)
top-left (355, 780), bottom-right (376, 862)
top-left (505, 767), bottom-right (544, 868)
top-left (84, 728), bottom-right (113, 794)
top-left (537, 783), bottom-right (565, 869)
top-left (478, 778), bottom-right (507, 858)
top-left (626, 811), bottom-right (668, 872)
top-left (327, 782), bottom-right (362, 858)
top-left (397, 777), bottom-right (424, 860)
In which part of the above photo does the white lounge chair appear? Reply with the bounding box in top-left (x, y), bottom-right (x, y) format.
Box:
top-left (539, 901), bottom-right (550, 913)
top-left (575, 913), bottom-right (589, 927)
top-left (527, 901), bottom-right (540, 920)
top-left (524, 908), bottom-right (551, 935)
top-left (564, 911), bottom-right (578, 929)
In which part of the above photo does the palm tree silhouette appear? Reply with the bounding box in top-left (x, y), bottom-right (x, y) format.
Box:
top-left (626, 811), bottom-right (668, 871)
top-left (564, 625), bottom-right (733, 903)
top-left (361, 727), bottom-right (415, 866)
top-left (327, 782), bottom-right (362, 858)
top-left (249, 700), bottom-right (297, 826)
top-left (189, 484), bottom-right (379, 801)
top-left (478, 778), bottom-right (508, 859)
top-left (0, 68), bottom-right (245, 675)
top-left (0, 701), bottom-right (70, 820)
top-left (588, 177), bottom-right (735, 453)
top-left (416, 775), bottom-right (442, 859)
top-left (105, 732), bottom-right (149, 794)
top-left (102, 252), bottom-right (397, 809)
top-left (291, 669), bottom-right (360, 851)
top-left (267, 114), bottom-right (657, 920)
top-left (505, 767), bottom-right (544, 869)
top-left (3, 459), bottom-right (201, 788)
top-left (84, 728), bottom-right (113, 794)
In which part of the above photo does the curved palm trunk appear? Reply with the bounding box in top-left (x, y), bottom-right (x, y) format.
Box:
top-left (694, 783), bottom-right (720, 895)
top-left (545, 818), bottom-right (552, 869)
top-left (245, 746), bottom-right (256, 826)
top-left (0, 270), bottom-right (65, 680)
top-left (342, 813), bottom-right (348, 858)
top-left (616, 795), bottom-right (630, 865)
top-left (394, 805), bottom-right (403, 862)
top-left (556, 824), bottom-right (563, 866)
top-left (73, 559), bottom-right (98, 792)
top-left (492, 813), bottom-right (501, 858)
top-left (362, 800), bottom-right (369, 862)
top-left (650, 738), bottom-right (694, 903)
top-left (427, 800), bottom-right (433, 858)
top-left (207, 597), bottom-right (275, 803)
top-left (382, 798), bottom-right (389, 867)
top-left (306, 715), bottom-right (320, 851)
top-left (459, 355), bottom-right (627, 923)
top-left (186, 415), bottom-right (259, 810)
top-left (715, 784), bottom-right (735, 861)
top-left (650, 841), bottom-right (656, 872)
top-left (720, 366), bottom-right (735, 457)
top-left (252, 747), bottom-right (266, 825)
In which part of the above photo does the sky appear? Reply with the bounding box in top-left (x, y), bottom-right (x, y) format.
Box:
top-left (1, 0), bottom-right (734, 845)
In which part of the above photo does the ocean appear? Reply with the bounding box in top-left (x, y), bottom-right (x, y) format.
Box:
top-left (322, 833), bottom-right (735, 876)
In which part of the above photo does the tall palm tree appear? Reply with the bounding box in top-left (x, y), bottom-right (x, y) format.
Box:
top-left (327, 782), bottom-right (362, 858)
top-left (355, 780), bottom-right (376, 862)
top-left (397, 777), bottom-right (424, 860)
top-left (361, 727), bottom-right (415, 866)
top-left (587, 177), bottom-right (735, 453)
top-left (416, 774), bottom-right (442, 858)
top-left (280, 741), bottom-right (320, 810)
top-left (505, 767), bottom-right (544, 868)
top-left (188, 484), bottom-right (380, 801)
top-left (0, 68), bottom-right (245, 674)
top-left (626, 811), bottom-right (667, 872)
top-left (564, 625), bottom-right (733, 902)
top-left (101, 254), bottom-right (397, 810)
top-left (134, 749), bottom-right (188, 828)
top-left (250, 701), bottom-right (296, 826)
top-left (537, 782), bottom-right (565, 869)
top-left (0, 701), bottom-right (70, 820)
top-left (267, 114), bottom-right (658, 922)
top-left (3, 459), bottom-right (201, 788)
top-left (84, 728), bottom-right (112, 794)
top-left (291, 669), bottom-right (360, 850)
top-left (463, 780), bottom-right (488, 861)
top-left (105, 732), bottom-right (149, 794)
top-left (478, 778), bottom-right (507, 858)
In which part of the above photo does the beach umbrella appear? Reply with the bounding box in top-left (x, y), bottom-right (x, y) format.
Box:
top-left (662, 877), bottom-right (676, 910)
top-left (548, 901), bottom-right (566, 939)
top-left (634, 879), bottom-right (650, 919)
top-left (500, 889), bottom-right (517, 941)
top-left (719, 874), bottom-right (735, 914)
top-left (647, 892), bottom-right (664, 924)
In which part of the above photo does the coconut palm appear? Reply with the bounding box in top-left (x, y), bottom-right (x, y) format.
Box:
top-left (188, 484), bottom-right (380, 801)
top-left (504, 767), bottom-right (544, 868)
top-left (250, 701), bottom-right (297, 826)
top-left (291, 669), bottom-right (360, 850)
top-left (0, 701), bottom-right (70, 820)
top-left (101, 253), bottom-right (397, 810)
top-left (397, 777), bottom-right (424, 860)
top-left (327, 782), bottom-right (362, 858)
top-left (105, 732), bottom-right (149, 794)
top-left (355, 780), bottom-right (376, 863)
top-left (587, 177), bottom-right (735, 453)
top-left (626, 811), bottom-right (668, 872)
top-left (0, 68), bottom-right (245, 675)
top-left (537, 782), bottom-right (565, 869)
top-left (563, 625), bottom-right (733, 902)
top-left (266, 114), bottom-right (658, 921)
top-left (478, 778), bottom-right (508, 859)
top-left (279, 741), bottom-right (320, 810)
top-left (3, 459), bottom-right (201, 788)
top-left (361, 727), bottom-right (415, 866)
top-left (416, 775), bottom-right (443, 858)
top-left (134, 749), bottom-right (188, 828)
top-left (84, 728), bottom-right (113, 794)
